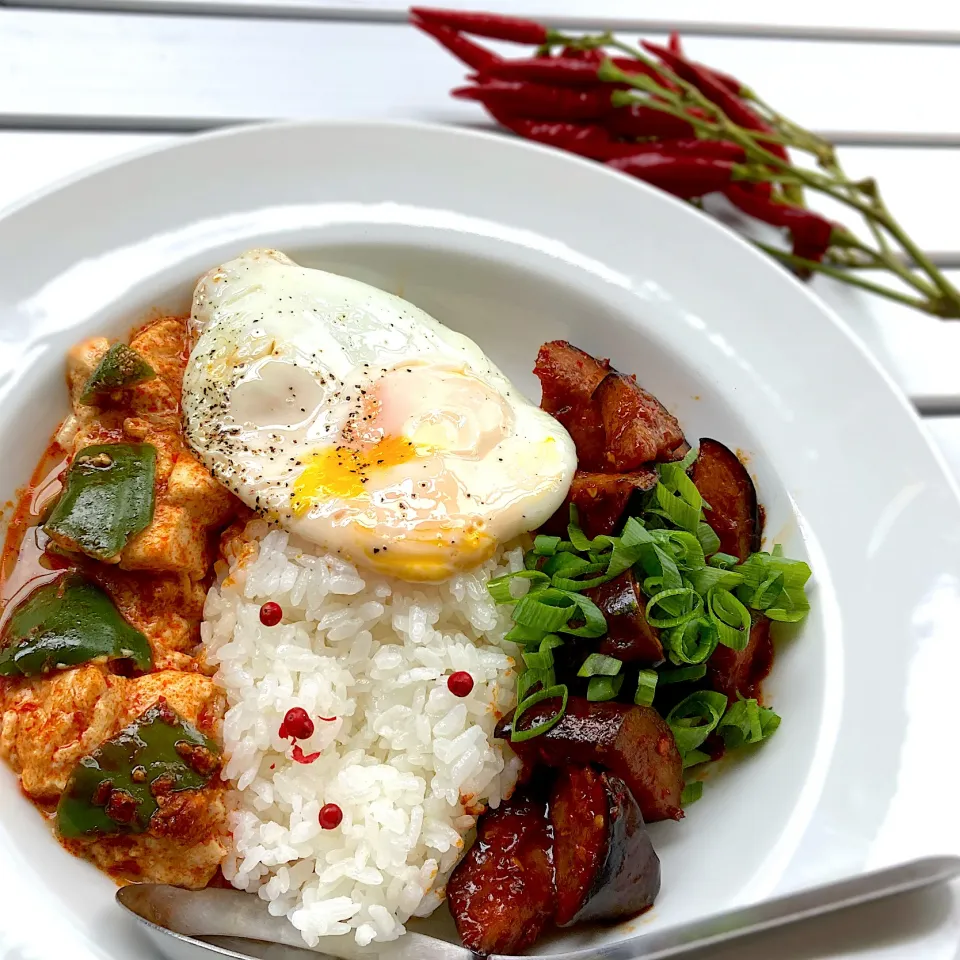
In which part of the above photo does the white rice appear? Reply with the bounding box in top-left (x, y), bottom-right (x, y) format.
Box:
top-left (201, 522), bottom-right (524, 948)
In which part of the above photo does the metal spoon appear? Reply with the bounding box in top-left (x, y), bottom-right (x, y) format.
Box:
top-left (118, 855), bottom-right (960, 960)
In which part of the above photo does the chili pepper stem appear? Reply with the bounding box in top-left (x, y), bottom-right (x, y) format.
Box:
top-left (439, 18), bottom-right (960, 320)
top-left (757, 243), bottom-right (960, 317)
top-left (601, 56), bottom-right (960, 314)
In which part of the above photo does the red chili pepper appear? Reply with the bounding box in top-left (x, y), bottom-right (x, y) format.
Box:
top-left (642, 41), bottom-right (786, 162)
top-left (487, 113), bottom-right (620, 159)
top-left (604, 103), bottom-right (700, 139)
top-left (411, 17), bottom-right (500, 71)
top-left (452, 82), bottom-right (614, 120)
top-left (642, 138), bottom-right (745, 161)
top-left (480, 56), bottom-right (675, 89)
top-left (607, 154), bottom-right (736, 199)
top-left (561, 47), bottom-right (601, 61)
top-left (726, 184), bottom-right (834, 261)
top-left (490, 112), bottom-right (740, 163)
top-left (668, 31), bottom-right (683, 55)
top-left (410, 7), bottom-right (549, 44)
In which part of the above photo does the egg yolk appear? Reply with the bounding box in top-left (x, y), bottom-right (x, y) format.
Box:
top-left (292, 435), bottom-right (422, 508)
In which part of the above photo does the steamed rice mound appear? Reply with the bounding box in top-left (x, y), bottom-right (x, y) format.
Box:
top-left (201, 522), bottom-right (523, 947)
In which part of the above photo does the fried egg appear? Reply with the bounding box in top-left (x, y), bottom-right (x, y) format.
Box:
top-left (182, 249), bottom-right (576, 582)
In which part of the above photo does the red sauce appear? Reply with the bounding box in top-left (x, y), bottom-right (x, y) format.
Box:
top-left (0, 443), bottom-right (72, 634)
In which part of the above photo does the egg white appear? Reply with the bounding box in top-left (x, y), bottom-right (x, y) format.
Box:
top-left (182, 249), bottom-right (576, 581)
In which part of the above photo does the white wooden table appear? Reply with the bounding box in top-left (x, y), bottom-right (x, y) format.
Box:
top-left (2, 3), bottom-right (960, 957)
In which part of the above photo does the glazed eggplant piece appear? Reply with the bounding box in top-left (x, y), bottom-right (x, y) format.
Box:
top-left (502, 697), bottom-right (684, 822)
top-left (708, 615), bottom-right (773, 701)
top-left (551, 767), bottom-right (660, 926)
top-left (585, 570), bottom-right (664, 665)
top-left (447, 789), bottom-right (555, 956)
top-left (540, 468), bottom-right (659, 540)
top-left (691, 438), bottom-right (761, 563)
top-left (594, 371), bottom-right (689, 470)
top-left (534, 341), bottom-right (689, 472)
top-left (534, 340), bottom-right (611, 471)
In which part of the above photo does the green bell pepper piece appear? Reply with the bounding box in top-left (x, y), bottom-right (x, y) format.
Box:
top-left (44, 443), bottom-right (156, 561)
top-left (79, 343), bottom-right (155, 405)
top-left (57, 700), bottom-right (220, 838)
top-left (0, 573), bottom-right (152, 677)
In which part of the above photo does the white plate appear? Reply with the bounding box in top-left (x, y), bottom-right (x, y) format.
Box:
top-left (1, 120), bottom-right (960, 960)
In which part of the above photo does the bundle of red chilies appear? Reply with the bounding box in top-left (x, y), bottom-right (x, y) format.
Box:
top-left (410, 7), bottom-right (835, 265)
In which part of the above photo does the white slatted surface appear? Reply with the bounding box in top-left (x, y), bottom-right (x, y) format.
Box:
top-left (2, 11), bottom-right (960, 142)
top-left (10, 0), bottom-right (960, 41)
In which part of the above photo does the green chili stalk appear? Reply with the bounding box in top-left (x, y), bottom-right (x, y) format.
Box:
top-left (548, 33), bottom-right (960, 319)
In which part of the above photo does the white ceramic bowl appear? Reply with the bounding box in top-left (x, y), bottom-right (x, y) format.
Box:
top-left (2, 121), bottom-right (960, 960)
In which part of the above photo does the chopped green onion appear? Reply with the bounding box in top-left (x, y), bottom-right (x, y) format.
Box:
top-left (533, 535), bottom-right (561, 556)
top-left (545, 552), bottom-right (608, 592)
top-left (666, 690), bottom-right (728, 756)
top-left (523, 634), bottom-right (564, 670)
top-left (696, 521), bottom-right (721, 558)
top-left (605, 517), bottom-right (651, 579)
top-left (505, 623), bottom-right (548, 645)
top-left (658, 460), bottom-right (703, 507)
top-left (567, 505), bottom-right (596, 552)
top-left (555, 590), bottom-right (607, 638)
top-left (587, 674), bottom-right (624, 701)
top-left (645, 587), bottom-right (703, 629)
top-left (677, 447), bottom-right (699, 470)
top-left (512, 587), bottom-right (607, 638)
top-left (638, 543), bottom-right (684, 593)
top-left (578, 653), bottom-right (622, 677)
top-left (718, 698), bottom-right (781, 748)
top-left (512, 591), bottom-right (576, 632)
top-left (517, 666), bottom-right (553, 704)
top-left (764, 587), bottom-right (810, 623)
top-left (709, 552), bottom-right (740, 570)
top-left (634, 668), bottom-right (658, 706)
top-left (542, 551), bottom-right (586, 577)
top-left (487, 570), bottom-right (550, 604)
top-left (658, 664), bottom-right (707, 685)
top-left (689, 565), bottom-right (744, 595)
top-left (654, 483), bottom-right (700, 532)
top-left (522, 650), bottom-right (551, 670)
top-left (707, 586), bottom-right (752, 651)
top-left (680, 781), bottom-right (704, 805)
top-left (511, 685), bottom-right (569, 743)
top-left (682, 749), bottom-right (711, 768)
top-left (737, 551), bottom-right (811, 591)
top-left (655, 530), bottom-right (705, 571)
top-left (665, 618), bottom-right (718, 666)
top-left (750, 572), bottom-right (783, 610)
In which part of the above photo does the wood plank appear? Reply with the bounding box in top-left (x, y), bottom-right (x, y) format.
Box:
top-left (11, 0), bottom-right (960, 42)
top-left (0, 129), bottom-right (957, 409)
top-left (3, 11), bottom-right (960, 138)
